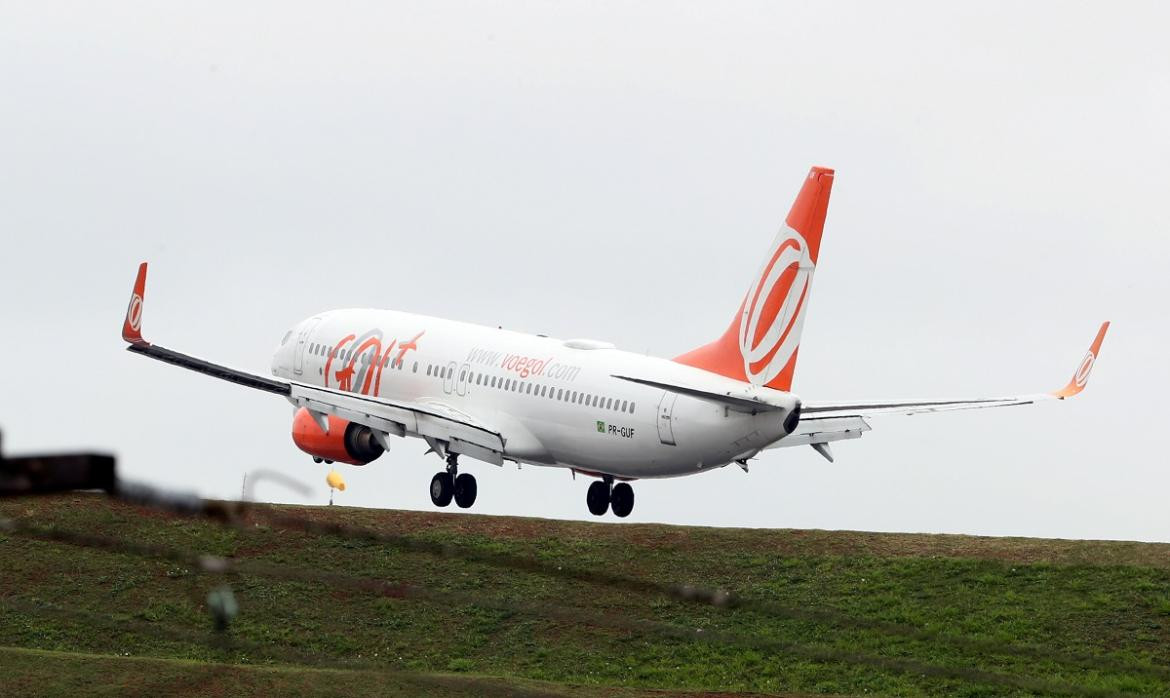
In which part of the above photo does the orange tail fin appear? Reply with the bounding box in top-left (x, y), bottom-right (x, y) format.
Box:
top-left (674, 166), bottom-right (835, 391)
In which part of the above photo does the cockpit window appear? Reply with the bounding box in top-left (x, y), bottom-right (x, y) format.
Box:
top-left (281, 330), bottom-right (293, 346)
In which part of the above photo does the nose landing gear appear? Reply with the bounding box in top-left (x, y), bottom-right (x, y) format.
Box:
top-left (431, 453), bottom-right (477, 509)
top-left (586, 476), bottom-right (634, 518)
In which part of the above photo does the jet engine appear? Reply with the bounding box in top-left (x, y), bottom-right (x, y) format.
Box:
top-left (291, 407), bottom-right (384, 465)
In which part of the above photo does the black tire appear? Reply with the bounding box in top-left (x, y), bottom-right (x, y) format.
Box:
top-left (454, 473), bottom-right (478, 509)
top-left (610, 482), bottom-right (634, 518)
top-left (586, 480), bottom-right (610, 516)
top-left (430, 472), bottom-right (453, 507)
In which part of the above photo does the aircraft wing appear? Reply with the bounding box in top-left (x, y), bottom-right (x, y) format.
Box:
top-left (121, 263), bottom-right (506, 465)
top-left (768, 322), bottom-right (1109, 460)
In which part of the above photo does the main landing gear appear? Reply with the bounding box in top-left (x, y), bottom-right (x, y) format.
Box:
top-left (430, 453), bottom-right (477, 509)
top-left (586, 475), bottom-right (634, 518)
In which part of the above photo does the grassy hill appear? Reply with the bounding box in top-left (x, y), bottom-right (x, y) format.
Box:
top-left (2, 493), bottom-right (1170, 697)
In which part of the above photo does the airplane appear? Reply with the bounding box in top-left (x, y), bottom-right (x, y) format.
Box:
top-left (121, 166), bottom-right (1109, 517)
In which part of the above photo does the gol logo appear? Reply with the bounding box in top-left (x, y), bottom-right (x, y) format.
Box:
top-left (1074, 351), bottom-right (1095, 388)
top-left (324, 329), bottom-right (424, 397)
top-left (738, 227), bottom-right (814, 385)
top-left (126, 293), bottom-right (144, 332)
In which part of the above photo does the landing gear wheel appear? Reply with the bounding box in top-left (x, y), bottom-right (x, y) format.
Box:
top-left (586, 480), bottom-right (610, 516)
top-left (610, 482), bottom-right (634, 518)
top-left (430, 472), bottom-right (454, 507)
top-left (453, 473), bottom-right (478, 509)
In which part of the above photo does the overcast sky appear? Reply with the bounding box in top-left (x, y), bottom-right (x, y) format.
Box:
top-left (2, 2), bottom-right (1167, 541)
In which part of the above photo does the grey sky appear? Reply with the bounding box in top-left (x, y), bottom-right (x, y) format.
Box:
top-left (2, 2), bottom-right (1167, 540)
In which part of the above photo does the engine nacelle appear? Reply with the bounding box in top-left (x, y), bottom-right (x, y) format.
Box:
top-left (291, 407), bottom-right (384, 465)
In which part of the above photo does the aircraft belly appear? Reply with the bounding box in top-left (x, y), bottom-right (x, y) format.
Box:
top-left (525, 396), bottom-right (785, 479)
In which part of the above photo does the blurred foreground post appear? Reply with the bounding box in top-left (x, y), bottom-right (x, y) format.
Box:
top-left (0, 428), bottom-right (117, 496)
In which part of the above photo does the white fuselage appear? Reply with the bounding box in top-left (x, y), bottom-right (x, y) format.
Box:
top-left (270, 309), bottom-right (799, 479)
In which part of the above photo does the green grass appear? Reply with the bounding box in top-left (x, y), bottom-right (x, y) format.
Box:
top-left (2, 494), bottom-right (1170, 697)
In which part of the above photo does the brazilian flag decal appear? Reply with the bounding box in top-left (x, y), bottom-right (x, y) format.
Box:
top-left (596, 420), bottom-right (606, 433)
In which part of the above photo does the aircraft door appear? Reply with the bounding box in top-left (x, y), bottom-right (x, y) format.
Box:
top-left (442, 361), bottom-right (457, 394)
top-left (456, 363), bottom-right (470, 396)
top-left (657, 392), bottom-right (677, 446)
top-left (293, 318), bottom-right (321, 376)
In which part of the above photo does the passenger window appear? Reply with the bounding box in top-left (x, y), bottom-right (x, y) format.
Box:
top-left (460, 370), bottom-right (466, 381)
top-left (557, 389), bottom-right (563, 400)
top-left (413, 362), bottom-right (418, 373)
top-left (621, 400), bottom-right (628, 412)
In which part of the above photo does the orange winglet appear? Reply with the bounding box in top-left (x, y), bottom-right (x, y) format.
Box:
top-left (1052, 321), bottom-right (1110, 398)
top-left (122, 262), bottom-right (150, 345)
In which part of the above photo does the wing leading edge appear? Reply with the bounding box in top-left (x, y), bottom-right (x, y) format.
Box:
top-left (121, 263), bottom-right (506, 465)
top-left (769, 322), bottom-right (1110, 460)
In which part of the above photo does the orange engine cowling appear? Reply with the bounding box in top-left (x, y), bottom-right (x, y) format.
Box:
top-left (291, 407), bottom-right (384, 465)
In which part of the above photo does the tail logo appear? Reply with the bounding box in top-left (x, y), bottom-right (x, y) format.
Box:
top-left (738, 227), bottom-right (814, 385)
top-left (126, 294), bottom-right (144, 332)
